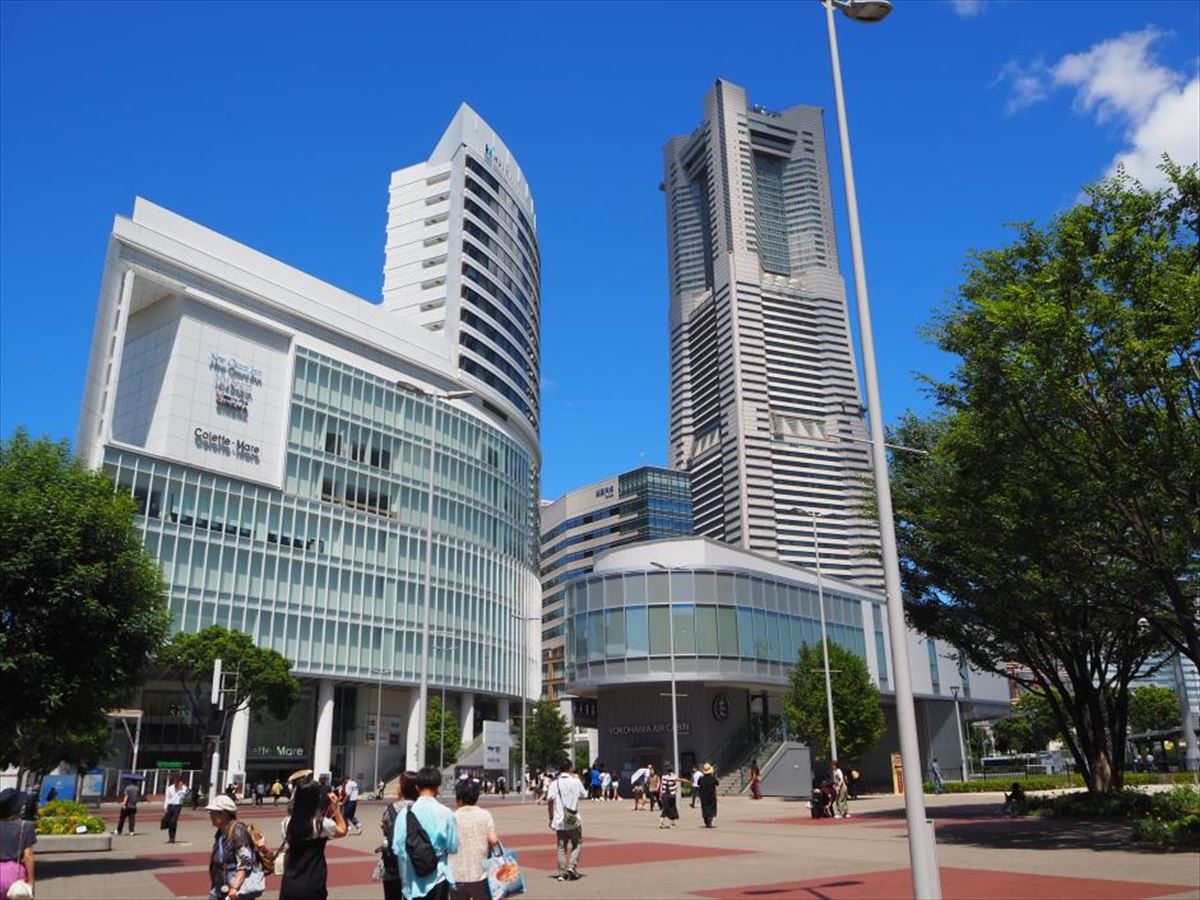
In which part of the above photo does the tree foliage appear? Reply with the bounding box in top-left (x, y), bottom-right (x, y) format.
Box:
top-left (782, 640), bottom-right (886, 764)
top-left (517, 700), bottom-right (572, 773)
top-left (0, 430), bottom-right (171, 775)
top-left (891, 162), bottom-right (1197, 791)
top-left (158, 625), bottom-right (299, 747)
top-left (1128, 685), bottom-right (1180, 734)
top-left (426, 695), bottom-right (460, 767)
top-left (992, 690), bottom-right (1062, 755)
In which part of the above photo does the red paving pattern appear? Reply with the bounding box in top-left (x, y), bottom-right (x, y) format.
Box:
top-left (690, 866), bottom-right (1198, 900)
top-left (515, 840), bottom-right (753, 872)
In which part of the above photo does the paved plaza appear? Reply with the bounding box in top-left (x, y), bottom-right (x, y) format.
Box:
top-left (31, 789), bottom-right (1200, 899)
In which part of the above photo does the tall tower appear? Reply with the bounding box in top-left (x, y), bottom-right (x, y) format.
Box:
top-left (383, 103), bottom-right (541, 437)
top-left (663, 79), bottom-right (883, 590)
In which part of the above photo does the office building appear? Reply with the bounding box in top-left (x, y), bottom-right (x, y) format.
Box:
top-left (663, 79), bottom-right (883, 590)
top-left (76, 104), bottom-right (541, 787)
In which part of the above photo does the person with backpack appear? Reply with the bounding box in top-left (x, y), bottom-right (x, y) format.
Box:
top-left (380, 772), bottom-right (419, 900)
top-left (392, 766), bottom-right (458, 900)
top-left (206, 795), bottom-right (266, 900)
top-left (547, 758), bottom-right (586, 883)
top-left (279, 780), bottom-right (348, 900)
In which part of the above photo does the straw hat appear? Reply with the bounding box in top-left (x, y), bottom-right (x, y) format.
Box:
top-left (702, 763), bottom-right (714, 775)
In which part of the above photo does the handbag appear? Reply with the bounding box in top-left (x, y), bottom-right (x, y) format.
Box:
top-left (484, 843), bottom-right (525, 899)
top-left (6, 879), bottom-right (33, 900)
top-left (160, 813), bottom-right (171, 831)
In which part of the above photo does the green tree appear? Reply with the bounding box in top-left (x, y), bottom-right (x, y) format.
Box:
top-left (992, 691), bottom-right (1062, 754)
top-left (782, 640), bottom-right (885, 765)
top-left (517, 700), bottom-right (571, 773)
top-left (0, 430), bottom-right (171, 779)
top-left (1128, 685), bottom-right (1179, 733)
top-left (890, 163), bottom-right (1197, 791)
top-left (426, 695), bottom-right (460, 767)
top-left (158, 625), bottom-right (300, 759)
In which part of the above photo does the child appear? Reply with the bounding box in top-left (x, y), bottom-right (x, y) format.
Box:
top-left (1002, 782), bottom-right (1026, 816)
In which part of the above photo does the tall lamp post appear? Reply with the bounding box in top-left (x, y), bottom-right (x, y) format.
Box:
top-left (432, 640), bottom-right (453, 771)
top-left (371, 665), bottom-right (386, 792)
top-left (950, 686), bottom-right (968, 783)
top-left (650, 562), bottom-right (684, 782)
top-left (790, 507), bottom-right (838, 764)
top-left (820, 1), bottom-right (941, 896)
top-left (511, 613), bottom-right (539, 804)
top-left (397, 381), bottom-right (475, 769)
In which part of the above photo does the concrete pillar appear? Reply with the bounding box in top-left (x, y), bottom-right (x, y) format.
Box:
top-left (406, 688), bottom-right (422, 772)
top-left (227, 703), bottom-right (251, 780)
top-left (460, 692), bottom-right (475, 746)
top-left (313, 679), bottom-right (335, 779)
top-left (497, 698), bottom-right (511, 725)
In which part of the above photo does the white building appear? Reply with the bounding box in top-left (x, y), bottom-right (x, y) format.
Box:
top-left (75, 104), bottom-right (541, 788)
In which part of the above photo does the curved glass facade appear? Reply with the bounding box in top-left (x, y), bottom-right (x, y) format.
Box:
top-left (565, 567), bottom-right (877, 690)
top-left (106, 346), bottom-right (538, 699)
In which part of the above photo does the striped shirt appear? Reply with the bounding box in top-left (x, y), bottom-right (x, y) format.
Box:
top-left (659, 773), bottom-right (678, 796)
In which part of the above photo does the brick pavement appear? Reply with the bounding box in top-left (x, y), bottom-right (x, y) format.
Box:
top-left (31, 791), bottom-right (1200, 899)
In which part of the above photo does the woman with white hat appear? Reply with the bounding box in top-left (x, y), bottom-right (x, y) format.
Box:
top-left (206, 794), bottom-right (266, 900)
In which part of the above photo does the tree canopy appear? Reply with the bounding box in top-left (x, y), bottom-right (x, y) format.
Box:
top-left (518, 699), bottom-right (572, 773)
top-left (0, 430), bottom-right (171, 776)
top-left (158, 625), bottom-right (299, 745)
top-left (991, 690), bottom-right (1062, 755)
top-left (890, 162), bottom-right (1196, 791)
top-left (782, 639), bottom-right (885, 765)
top-left (426, 695), bottom-right (460, 767)
top-left (1128, 685), bottom-right (1180, 734)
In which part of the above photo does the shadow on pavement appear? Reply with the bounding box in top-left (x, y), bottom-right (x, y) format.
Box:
top-left (931, 815), bottom-right (1183, 855)
top-left (38, 856), bottom-right (190, 878)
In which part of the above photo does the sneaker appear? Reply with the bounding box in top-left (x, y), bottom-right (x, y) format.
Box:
top-left (568, 868), bottom-right (581, 880)
top-left (556, 874), bottom-right (568, 882)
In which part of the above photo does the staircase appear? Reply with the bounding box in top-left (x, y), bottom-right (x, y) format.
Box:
top-left (716, 722), bottom-right (789, 797)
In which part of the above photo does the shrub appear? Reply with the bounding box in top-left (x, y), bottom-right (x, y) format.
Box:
top-left (922, 771), bottom-right (1193, 795)
top-left (35, 813), bottom-right (107, 835)
top-left (39, 799), bottom-right (92, 818)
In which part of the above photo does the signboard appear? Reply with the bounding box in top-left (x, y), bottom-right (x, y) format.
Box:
top-left (572, 698), bottom-right (598, 729)
top-left (482, 719), bottom-right (512, 769)
top-left (608, 721), bottom-right (690, 737)
top-left (80, 770), bottom-right (105, 803)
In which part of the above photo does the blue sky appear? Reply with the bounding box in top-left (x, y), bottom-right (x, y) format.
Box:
top-left (1, 0), bottom-right (1197, 500)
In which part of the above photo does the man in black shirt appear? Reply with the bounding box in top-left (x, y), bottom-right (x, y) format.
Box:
top-left (115, 780), bottom-right (141, 835)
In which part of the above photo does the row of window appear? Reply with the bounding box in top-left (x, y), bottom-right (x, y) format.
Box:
top-left (460, 356), bottom-right (537, 428)
top-left (463, 156), bottom-right (538, 261)
top-left (462, 240), bottom-right (538, 332)
top-left (463, 175), bottom-right (539, 282)
top-left (462, 199), bottom-right (536, 295)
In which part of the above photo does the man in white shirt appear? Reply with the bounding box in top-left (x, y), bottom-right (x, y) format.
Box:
top-left (343, 777), bottom-right (362, 834)
top-left (690, 765), bottom-right (702, 808)
top-left (547, 759), bottom-right (587, 883)
top-left (162, 777), bottom-right (188, 843)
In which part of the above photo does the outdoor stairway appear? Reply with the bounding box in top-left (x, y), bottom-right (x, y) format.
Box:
top-left (718, 729), bottom-right (787, 796)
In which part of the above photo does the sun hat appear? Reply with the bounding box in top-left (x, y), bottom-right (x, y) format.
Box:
top-left (0, 788), bottom-right (26, 818)
top-left (702, 763), bottom-right (714, 775)
top-left (206, 795), bottom-right (238, 814)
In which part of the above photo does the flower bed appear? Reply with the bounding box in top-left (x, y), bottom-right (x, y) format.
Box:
top-left (35, 799), bottom-right (107, 835)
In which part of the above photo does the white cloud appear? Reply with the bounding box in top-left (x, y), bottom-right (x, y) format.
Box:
top-left (951, 0), bottom-right (985, 16)
top-left (995, 28), bottom-right (1200, 188)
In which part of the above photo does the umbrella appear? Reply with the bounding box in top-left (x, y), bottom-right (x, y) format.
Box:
top-left (630, 767), bottom-right (649, 785)
top-left (287, 768), bottom-right (313, 783)
top-left (121, 773), bottom-right (146, 781)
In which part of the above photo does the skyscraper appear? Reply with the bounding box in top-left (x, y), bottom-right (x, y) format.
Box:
top-left (663, 79), bottom-right (883, 590)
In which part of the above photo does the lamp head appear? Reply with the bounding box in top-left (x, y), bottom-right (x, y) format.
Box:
top-left (830, 0), bottom-right (894, 23)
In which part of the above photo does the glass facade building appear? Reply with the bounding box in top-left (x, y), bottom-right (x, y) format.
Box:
top-left (539, 466), bottom-right (693, 701)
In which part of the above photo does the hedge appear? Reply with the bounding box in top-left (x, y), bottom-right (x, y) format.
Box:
top-left (922, 771), bottom-right (1195, 794)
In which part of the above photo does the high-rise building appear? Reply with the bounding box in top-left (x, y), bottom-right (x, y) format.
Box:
top-left (663, 79), bottom-right (883, 590)
top-left (75, 104), bottom-right (541, 788)
top-left (384, 104), bottom-right (540, 437)
top-left (540, 466), bottom-right (693, 701)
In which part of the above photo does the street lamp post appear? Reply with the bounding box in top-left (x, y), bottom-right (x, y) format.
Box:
top-left (650, 562), bottom-right (683, 783)
top-left (397, 382), bottom-right (475, 769)
top-left (432, 641), bottom-right (453, 772)
top-left (792, 507), bottom-right (838, 764)
top-left (820, 1), bottom-right (941, 896)
top-left (373, 666), bottom-right (385, 792)
top-left (950, 686), bottom-right (968, 783)
top-left (512, 613), bottom-right (539, 804)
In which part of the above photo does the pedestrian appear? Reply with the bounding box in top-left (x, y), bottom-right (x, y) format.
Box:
top-left (163, 777), bottom-right (187, 844)
top-left (280, 780), bottom-right (348, 900)
top-left (930, 758), bottom-right (944, 795)
top-left (848, 768), bottom-right (861, 800)
top-left (658, 764), bottom-right (679, 829)
top-left (0, 789), bottom-right (36, 899)
top-left (647, 765), bottom-right (660, 813)
top-left (589, 766), bottom-right (601, 802)
top-left (45, 787), bottom-right (58, 804)
top-left (631, 768), bottom-right (647, 812)
top-left (192, 785), bottom-right (202, 811)
top-left (697, 763), bottom-right (719, 828)
top-left (392, 766), bottom-right (458, 900)
top-left (206, 795), bottom-right (266, 900)
top-left (831, 761), bottom-right (850, 818)
top-left (748, 759), bottom-right (762, 801)
top-left (689, 764), bottom-right (701, 809)
top-left (115, 777), bottom-right (141, 835)
top-left (495, 775), bottom-right (507, 798)
top-left (449, 778), bottom-right (498, 900)
top-left (344, 776), bottom-right (362, 835)
top-left (599, 769), bottom-right (611, 802)
top-left (271, 779), bottom-right (284, 806)
top-left (379, 772), bottom-right (419, 900)
top-left (547, 758), bottom-right (586, 883)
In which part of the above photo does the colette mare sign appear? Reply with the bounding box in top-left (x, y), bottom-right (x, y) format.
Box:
top-left (608, 721), bottom-right (690, 737)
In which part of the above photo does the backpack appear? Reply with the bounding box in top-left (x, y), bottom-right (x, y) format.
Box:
top-left (405, 807), bottom-right (439, 877)
top-left (376, 802), bottom-right (402, 880)
top-left (245, 822), bottom-right (277, 876)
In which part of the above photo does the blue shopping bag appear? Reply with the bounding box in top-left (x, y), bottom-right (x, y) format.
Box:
top-left (485, 842), bottom-right (525, 899)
